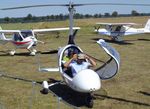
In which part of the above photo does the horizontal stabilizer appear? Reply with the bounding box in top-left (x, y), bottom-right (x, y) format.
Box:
top-left (96, 22), bottom-right (139, 26)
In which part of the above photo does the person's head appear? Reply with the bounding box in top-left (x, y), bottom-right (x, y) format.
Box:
top-left (68, 48), bottom-right (78, 58)
top-left (77, 53), bottom-right (85, 64)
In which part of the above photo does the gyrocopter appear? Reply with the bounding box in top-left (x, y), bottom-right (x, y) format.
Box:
top-left (2, 1), bottom-right (149, 108)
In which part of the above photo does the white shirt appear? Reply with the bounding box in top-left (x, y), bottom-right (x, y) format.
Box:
top-left (69, 61), bottom-right (91, 77)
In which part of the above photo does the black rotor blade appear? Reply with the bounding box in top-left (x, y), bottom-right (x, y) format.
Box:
top-left (1, 4), bottom-right (68, 10)
top-left (1, 3), bottom-right (150, 10)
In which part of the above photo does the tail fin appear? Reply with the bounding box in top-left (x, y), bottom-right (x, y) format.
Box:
top-left (144, 19), bottom-right (150, 32)
top-left (0, 26), bottom-right (6, 40)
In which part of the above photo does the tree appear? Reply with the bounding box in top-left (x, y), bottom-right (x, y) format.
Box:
top-left (131, 10), bottom-right (139, 16)
top-left (24, 14), bottom-right (33, 21)
top-left (74, 13), bottom-right (81, 19)
top-left (4, 17), bottom-right (10, 22)
top-left (112, 11), bottom-right (118, 17)
top-left (94, 14), bottom-right (99, 18)
top-left (104, 13), bottom-right (110, 17)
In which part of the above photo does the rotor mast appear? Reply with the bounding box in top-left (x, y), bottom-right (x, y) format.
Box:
top-left (68, 2), bottom-right (75, 44)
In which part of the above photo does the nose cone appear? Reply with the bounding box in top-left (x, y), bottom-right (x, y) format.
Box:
top-left (72, 69), bottom-right (101, 93)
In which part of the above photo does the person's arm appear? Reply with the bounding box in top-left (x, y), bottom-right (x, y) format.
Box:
top-left (85, 54), bottom-right (97, 67)
top-left (64, 54), bottom-right (77, 68)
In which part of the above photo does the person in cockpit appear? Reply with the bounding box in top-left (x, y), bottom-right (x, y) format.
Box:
top-left (64, 53), bottom-right (96, 77)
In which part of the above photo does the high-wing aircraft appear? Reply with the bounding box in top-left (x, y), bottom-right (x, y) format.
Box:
top-left (0, 27), bottom-right (80, 56)
top-left (2, 2), bottom-right (150, 108)
top-left (95, 19), bottom-right (150, 42)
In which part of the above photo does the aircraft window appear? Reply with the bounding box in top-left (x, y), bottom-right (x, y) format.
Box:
top-left (63, 47), bottom-right (79, 62)
top-left (21, 31), bottom-right (33, 38)
top-left (115, 26), bottom-right (122, 31)
top-left (13, 33), bottom-right (23, 41)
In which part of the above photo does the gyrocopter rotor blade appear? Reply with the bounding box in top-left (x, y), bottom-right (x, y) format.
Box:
top-left (1, 3), bottom-right (150, 10)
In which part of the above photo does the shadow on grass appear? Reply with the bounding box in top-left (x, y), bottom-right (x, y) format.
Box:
top-left (94, 94), bottom-right (150, 107)
top-left (0, 50), bottom-right (58, 56)
top-left (38, 49), bottom-right (58, 54)
top-left (138, 38), bottom-right (150, 41)
top-left (47, 78), bottom-right (150, 108)
top-left (46, 82), bottom-right (107, 108)
top-left (138, 91), bottom-right (150, 96)
top-left (91, 38), bottom-right (134, 45)
top-left (92, 37), bottom-right (150, 45)
top-left (49, 83), bottom-right (89, 107)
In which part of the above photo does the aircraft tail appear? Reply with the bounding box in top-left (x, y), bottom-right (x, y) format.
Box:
top-left (0, 26), bottom-right (6, 40)
top-left (0, 26), bottom-right (9, 44)
top-left (144, 19), bottom-right (150, 32)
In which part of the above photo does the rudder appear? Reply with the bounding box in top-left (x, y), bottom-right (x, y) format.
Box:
top-left (144, 19), bottom-right (150, 31)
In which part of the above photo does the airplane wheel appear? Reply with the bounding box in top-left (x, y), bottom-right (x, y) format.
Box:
top-left (33, 49), bottom-right (37, 53)
top-left (30, 52), bottom-right (35, 56)
top-left (41, 88), bottom-right (49, 94)
top-left (9, 50), bottom-right (15, 56)
top-left (85, 95), bottom-right (94, 108)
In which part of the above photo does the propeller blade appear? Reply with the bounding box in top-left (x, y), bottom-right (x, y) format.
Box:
top-left (1, 3), bottom-right (150, 10)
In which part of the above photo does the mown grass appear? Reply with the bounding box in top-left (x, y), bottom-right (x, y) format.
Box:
top-left (0, 16), bottom-right (150, 109)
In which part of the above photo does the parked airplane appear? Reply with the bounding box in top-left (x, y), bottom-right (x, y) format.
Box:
top-left (0, 27), bottom-right (80, 55)
top-left (95, 19), bottom-right (150, 42)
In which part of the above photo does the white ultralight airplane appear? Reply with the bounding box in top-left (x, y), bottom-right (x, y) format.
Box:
top-left (95, 19), bottom-right (150, 42)
top-left (0, 27), bottom-right (80, 56)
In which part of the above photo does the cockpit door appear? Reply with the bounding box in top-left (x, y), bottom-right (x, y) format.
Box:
top-left (13, 32), bottom-right (24, 41)
top-left (95, 39), bottom-right (120, 80)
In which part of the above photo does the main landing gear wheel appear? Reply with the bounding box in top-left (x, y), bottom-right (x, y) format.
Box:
top-left (85, 93), bottom-right (94, 108)
top-left (9, 50), bottom-right (15, 56)
top-left (40, 88), bottom-right (49, 94)
top-left (30, 52), bottom-right (36, 56)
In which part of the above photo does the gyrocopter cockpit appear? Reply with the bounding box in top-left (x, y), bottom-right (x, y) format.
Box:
top-left (61, 45), bottom-right (85, 78)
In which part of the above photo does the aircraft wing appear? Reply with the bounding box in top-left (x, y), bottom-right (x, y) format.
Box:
top-left (96, 23), bottom-right (138, 26)
top-left (0, 30), bottom-right (20, 33)
top-left (0, 30), bottom-right (18, 44)
top-left (32, 27), bottom-right (80, 33)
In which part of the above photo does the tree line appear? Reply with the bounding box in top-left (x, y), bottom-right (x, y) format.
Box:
top-left (0, 10), bottom-right (150, 23)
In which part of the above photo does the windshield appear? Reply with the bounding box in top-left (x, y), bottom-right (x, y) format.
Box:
top-left (21, 31), bottom-right (33, 38)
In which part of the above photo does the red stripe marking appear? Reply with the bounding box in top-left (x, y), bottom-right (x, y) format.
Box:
top-left (12, 41), bottom-right (31, 45)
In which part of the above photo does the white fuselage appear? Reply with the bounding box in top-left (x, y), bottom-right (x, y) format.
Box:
top-left (97, 26), bottom-right (145, 37)
top-left (12, 36), bottom-right (33, 49)
top-left (58, 44), bottom-right (101, 93)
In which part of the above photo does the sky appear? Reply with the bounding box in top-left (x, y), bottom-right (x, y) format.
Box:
top-left (0, 0), bottom-right (150, 18)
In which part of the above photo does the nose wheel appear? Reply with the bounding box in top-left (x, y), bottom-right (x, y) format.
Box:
top-left (85, 93), bottom-right (94, 108)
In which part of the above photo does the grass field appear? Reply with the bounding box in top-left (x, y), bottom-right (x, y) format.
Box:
top-left (0, 16), bottom-right (150, 109)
